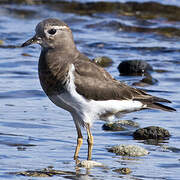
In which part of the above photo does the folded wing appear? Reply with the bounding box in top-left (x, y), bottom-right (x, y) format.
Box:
top-left (73, 57), bottom-right (175, 112)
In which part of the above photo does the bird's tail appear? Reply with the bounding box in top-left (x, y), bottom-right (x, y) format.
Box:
top-left (146, 102), bottom-right (176, 112)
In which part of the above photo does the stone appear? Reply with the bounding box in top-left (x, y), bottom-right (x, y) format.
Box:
top-left (132, 74), bottom-right (158, 86)
top-left (102, 120), bottom-right (139, 131)
top-left (133, 126), bottom-right (170, 140)
top-left (9, 167), bottom-right (76, 177)
top-left (113, 167), bottom-right (132, 174)
top-left (118, 60), bottom-right (153, 75)
top-left (108, 144), bottom-right (148, 156)
top-left (93, 56), bottom-right (113, 67)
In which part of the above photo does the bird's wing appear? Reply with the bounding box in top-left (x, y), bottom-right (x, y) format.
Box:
top-left (73, 58), bottom-right (148, 101)
top-left (72, 57), bottom-right (175, 112)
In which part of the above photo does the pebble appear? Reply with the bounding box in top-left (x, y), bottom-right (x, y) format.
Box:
top-left (108, 144), bottom-right (149, 156)
top-left (113, 167), bottom-right (132, 174)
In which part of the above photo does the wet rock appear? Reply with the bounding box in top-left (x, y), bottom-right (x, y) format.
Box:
top-left (102, 122), bottom-right (125, 131)
top-left (154, 69), bottom-right (169, 73)
top-left (78, 160), bottom-right (104, 168)
top-left (133, 126), bottom-right (170, 140)
top-left (102, 120), bottom-right (139, 131)
top-left (140, 75), bottom-right (158, 85)
top-left (21, 53), bottom-right (33, 57)
top-left (132, 74), bottom-right (158, 87)
top-left (118, 60), bottom-right (153, 75)
top-left (113, 167), bottom-right (132, 174)
top-left (9, 167), bottom-right (76, 177)
top-left (93, 56), bottom-right (113, 67)
top-left (2, 1), bottom-right (180, 23)
top-left (87, 19), bottom-right (180, 38)
top-left (108, 144), bottom-right (148, 156)
top-left (0, 40), bottom-right (4, 45)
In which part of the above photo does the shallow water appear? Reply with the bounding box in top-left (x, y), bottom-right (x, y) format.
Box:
top-left (0, 1), bottom-right (180, 179)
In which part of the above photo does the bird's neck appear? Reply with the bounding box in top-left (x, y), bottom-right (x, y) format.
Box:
top-left (42, 42), bottom-right (79, 58)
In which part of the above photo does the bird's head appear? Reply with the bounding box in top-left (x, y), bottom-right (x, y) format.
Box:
top-left (22, 18), bottom-right (74, 50)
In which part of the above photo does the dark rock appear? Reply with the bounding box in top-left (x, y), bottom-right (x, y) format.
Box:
top-left (102, 120), bottom-right (139, 131)
top-left (102, 122), bottom-right (125, 131)
top-left (113, 167), bottom-right (132, 174)
top-left (9, 167), bottom-right (76, 177)
top-left (93, 56), bottom-right (113, 67)
top-left (140, 75), bottom-right (158, 85)
top-left (133, 126), bottom-right (170, 140)
top-left (132, 74), bottom-right (158, 87)
top-left (118, 60), bottom-right (153, 75)
top-left (154, 69), bottom-right (169, 73)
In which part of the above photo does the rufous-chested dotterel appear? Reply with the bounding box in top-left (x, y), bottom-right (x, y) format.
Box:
top-left (22, 18), bottom-right (176, 161)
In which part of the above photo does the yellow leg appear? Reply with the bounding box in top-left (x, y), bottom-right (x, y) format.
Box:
top-left (74, 122), bottom-right (83, 160)
top-left (87, 124), bottom-right (93, 160)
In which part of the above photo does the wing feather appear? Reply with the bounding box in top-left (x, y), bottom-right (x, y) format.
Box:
top-left (72, 56), bottom-right (176, 112)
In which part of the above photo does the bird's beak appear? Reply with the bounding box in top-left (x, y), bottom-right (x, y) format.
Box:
top-left (21, 35), bottom-right (41, 47)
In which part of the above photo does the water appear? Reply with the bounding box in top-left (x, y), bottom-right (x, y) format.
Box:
top-left (0, 1), bottom-right (180, 179)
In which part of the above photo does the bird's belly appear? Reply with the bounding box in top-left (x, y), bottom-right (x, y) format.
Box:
top-left (49, 90), bottom-right (144, 126)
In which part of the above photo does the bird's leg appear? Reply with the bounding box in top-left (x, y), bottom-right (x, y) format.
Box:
top-left (86, 124), bottom-right (93, 160)
top-left (74, 121), bottom-right (83, 160)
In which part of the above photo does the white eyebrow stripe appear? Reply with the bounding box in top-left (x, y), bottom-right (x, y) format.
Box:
top-left (52, 25), bottom-right (69, 30)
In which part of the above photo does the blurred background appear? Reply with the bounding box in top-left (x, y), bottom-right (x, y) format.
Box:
top-left (0, 0), bottom-right (180, 179)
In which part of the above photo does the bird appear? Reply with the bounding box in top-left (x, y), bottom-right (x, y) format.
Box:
top-left (21, 18), bottom-right (176, 161)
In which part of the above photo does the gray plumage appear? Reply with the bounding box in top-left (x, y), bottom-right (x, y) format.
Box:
top-left (22, 18), bottom-right (175, 160)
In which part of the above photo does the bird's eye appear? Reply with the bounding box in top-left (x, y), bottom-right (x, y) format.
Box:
top-left (48, 29), bottom-right (57, 35)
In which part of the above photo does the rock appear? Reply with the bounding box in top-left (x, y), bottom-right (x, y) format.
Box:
top-left (0, 40), bottom-right (4, 45)
top-left (102, 122), bottom-right (125, 131)
top-left (118, 60), bottom-right (153, 75)
top-left (93, 56), bottom-right (113, 67)
top-left (160, 145), bottom-right (180, 153)
top-left (78, 160), bottom-right (104, 168)
top-left (21, 53), bottom-right (33, 57)
top-left (113, 167), bottom-right (132, 174)
top-left (140, 75), bottom-right (158, 85)
top-left (154, 69), bottom-right (169, 73)
top-left (133, 126), bottom-right (170, 140)
top-left (102, 120), bottom-right (139, 131)
top-left (108, 144), bottom-right (148, 156)
top-left (132, 74), bottom-right (158, 87)
top-left (9, 167), bottom-right (76, 177)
